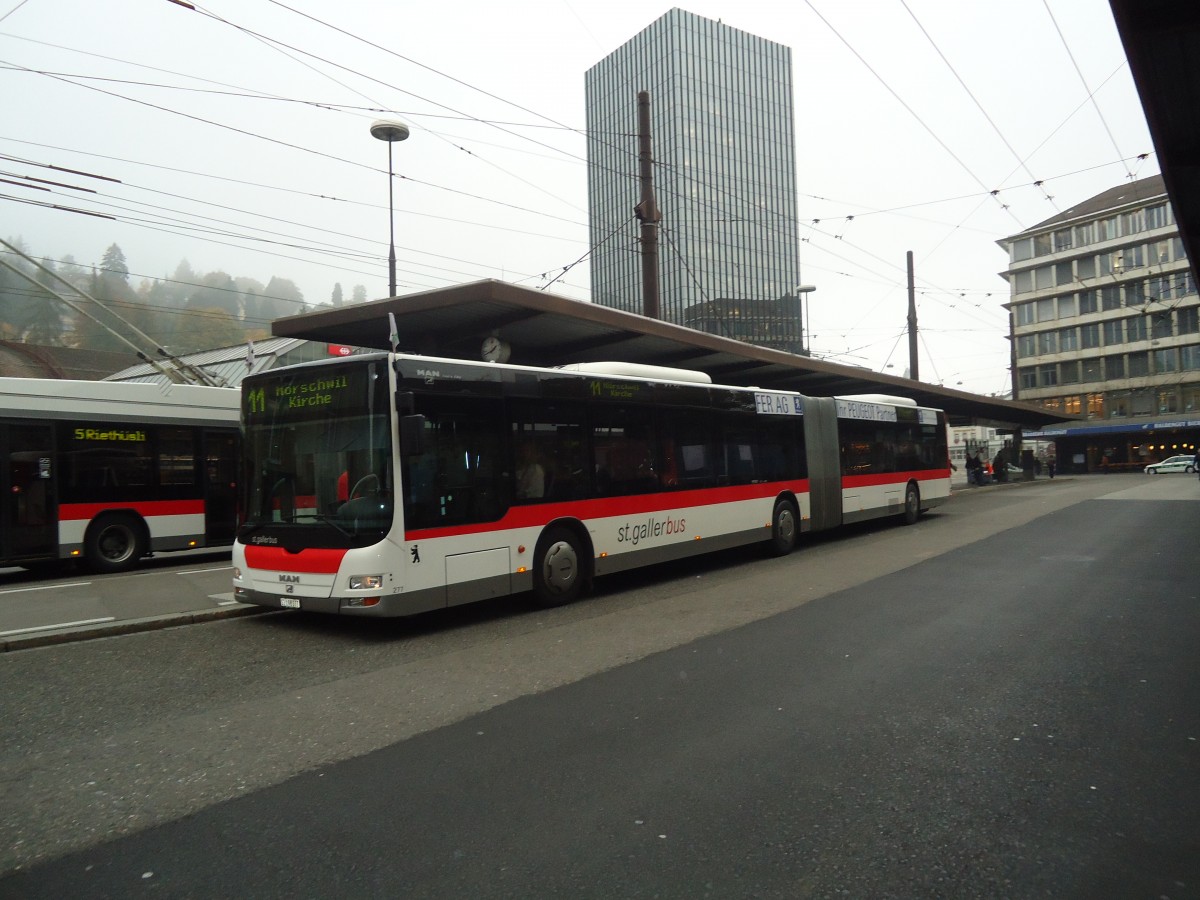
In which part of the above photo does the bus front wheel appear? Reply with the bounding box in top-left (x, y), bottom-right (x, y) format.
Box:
top-left (533, 526), bottom-right (585, 607)
top-left (769, 498), bottom-right (798, 556)
top-left (85, 514), bottom-right (147, 573)
top-left (903, 483), bottom-right (921, 526)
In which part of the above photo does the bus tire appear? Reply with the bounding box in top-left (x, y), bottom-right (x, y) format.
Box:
top-left (85, 513), bottom-right (147, 573)
top-left (533, 526), bottom-right (585, 607)
top-left (769, 498), bottom-right (798, 556)
top-left (902, 483), bottom-right (921, 525)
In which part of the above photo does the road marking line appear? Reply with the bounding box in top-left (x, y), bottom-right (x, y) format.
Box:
top-left (210, 592), bottom-right (239, 606)
top-left (0, 617), bottom-right (115, 637)
top-left (0, 582), bottom-right (91, 597)
top-left (177, 566), bottom-right (234, 575)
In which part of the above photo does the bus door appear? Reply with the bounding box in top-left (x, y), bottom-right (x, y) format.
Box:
top-left (0, 423), bottom-right (58, 562)
top-left (203, 431), bottom-right (238, 545)
top-left (802, 397), bottom-right (842, 532)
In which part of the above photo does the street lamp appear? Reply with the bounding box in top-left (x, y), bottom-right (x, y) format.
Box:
top-left (795, 284), bottom-right (816, 353)
top-left (370, 119), bottom-right (410, 298)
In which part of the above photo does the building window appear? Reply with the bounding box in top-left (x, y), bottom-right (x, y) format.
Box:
top-left (1087, 393), bottom-right (1105, 418)
top-left (1098, 217), bottom-right (1119, 241)
top-left (1124, 244), bottom-right (1146, 269)
top-left (1131, 389), bottom-right (1154, 416)
top-left (1108, 392), bottom-right (1129, 417)
top-left (1173, 237), bottom-right (1187, 261)
top-left (1126, 316), bottom-right (1148, 342)
top-left (1185, 385), bottom-right (1200, 411)
top-left (1082, 358), bottom-right (1103, 381)
top-left (1080, 323), bottom-right (1100, 349)
top-left (1106, 355), bottom-right (1125, 378)
top-left (1038, 364), bottom-right (1058, 387)
top-left (1017, 335), bottom-right (1035, 358)
top-left (1015, 302), bottom-right (1034, 326)
top-left (1033, 233), bottom-right (1052, 257)
top-left (1010, 237), bottom-right (1033, 262)
top-left (1079, 289), bottom-right (1098, 314)
top-left (1077, 255), bottom-right (1096, 279)
top-left (1014, 270), bottom-right (1033, 294)
top-left (1181, 345), bottom-right (1200, 370)
top-left (1128, 351), bottom-right (1150, 376)
top-left (1178, 271), bottom-right (1196, 296)
top-left (1101, 285), bottom-right (1121, 310)
top-left (1145, 203), bottom-right (1169, 229)
top-left (1064, 395), bottom-right (1082, 415)
top-left (1179, 308), bottom-right (1200, 335)
top-left (1147, 274), bottom-right (1172, 301)
top-left (1151, 312), bottom-right (1172, 340)
top-left (1036, 297), bottom-right (1056, 321)
top-left (1053, 230), bottom-right (1072, 252)
top-left (1121, 209), bottom-right (1146, 235)
top-left (1037, 331), bottom-right (1057, 355)
top-left (1125, 280), bottom-right (1147, 306)
top-left (1060, 361), bottom-right (1080, 384)
top-left (1019, 368), bottom-right (1037, 390)
top-left (1103, 320), bottom-right (1123, 345)
top-left (1154, 348), bottom-right (1177, 373)
top-left (1035, 266), bottom-right (1055, 290)
top-left (1058, 326), bottom-right (1079, 351)
top-left (1074, 222), bottom-right (1095, 246)
top-left (1152, 240), bottom-right (1171, 264)
top-left (1055, 263), bottom-right (1073, 287)
top-left (1040, 397), bottom-right (1064, 412)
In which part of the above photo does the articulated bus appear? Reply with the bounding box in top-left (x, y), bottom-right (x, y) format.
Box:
top-left (232, 353), bottom-right (950, 615)
top-left (0, 377), bottom-right (240, 572)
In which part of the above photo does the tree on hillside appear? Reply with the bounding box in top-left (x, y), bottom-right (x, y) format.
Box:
top-left (261, 276), bottom-right (304, 320)
top-left (100, 244), bottom-right (129, 281)
top-left (17, 256), bottom-right (67, 345)
top-left (331, 283), bottom-right (343, 307)
top-left (170, 307), bottom-right (246, 353)
top-left (186, 270), bottom-right (240, 317)
top-left (351, 284), bottom-right (368, 303)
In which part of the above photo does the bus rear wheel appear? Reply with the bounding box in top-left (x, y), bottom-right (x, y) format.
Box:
top-left (85, 514), bottom-right (147, 573)
top-left (533, 526), bottom-right (585, 607)
top-left (902, 483), bottom-right (921, 525)
top-left (769, 498), bottom-right (798, 556)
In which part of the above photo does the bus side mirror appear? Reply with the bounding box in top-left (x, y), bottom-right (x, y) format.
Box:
top-left (396, 391), bottom-right (415, 415)
top-left (399, 414), bottom-right (426, 456)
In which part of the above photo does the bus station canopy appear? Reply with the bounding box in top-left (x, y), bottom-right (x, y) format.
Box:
top-left (270, 280), bottom-right (1074, 432)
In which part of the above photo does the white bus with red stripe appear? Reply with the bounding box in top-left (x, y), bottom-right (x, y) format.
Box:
top-left (232, 353), bottom-right (949, 616)
top-left (0, 377), bottom-right (239, 572)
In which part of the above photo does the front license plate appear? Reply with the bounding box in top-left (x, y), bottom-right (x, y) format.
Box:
top-left (280, 597), bottom-right (301, 609)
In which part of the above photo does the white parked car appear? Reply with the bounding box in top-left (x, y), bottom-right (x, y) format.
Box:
top-left (1144, 454), bottom-right (1197, 474)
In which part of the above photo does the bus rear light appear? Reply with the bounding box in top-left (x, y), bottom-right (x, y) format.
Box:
top-left (349, 575), bottom-right (383, 590)
top-left (517, 545), bottom-right (526, 554)
top-left (232, 566), bottom-right (242, 579)
top-left (345, 597), bottom-right (380, 608)
top-left (599, 552), bottom-right (608, 558)
top-left (516, 566), bottom-right (527, 573)
top-left (70, 549), bottom-right (81, 558)
top-left (694, 535), bottom-right (702, 540)
top-left (187, 540), bottom-right (198, 548)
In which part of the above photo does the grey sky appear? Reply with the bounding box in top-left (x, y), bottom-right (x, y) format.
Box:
top-left (0, 0), bottom-right (1153, 395)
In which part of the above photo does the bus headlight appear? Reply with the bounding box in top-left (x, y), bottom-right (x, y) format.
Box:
top-left (349, 575), bottom-right (383, 590)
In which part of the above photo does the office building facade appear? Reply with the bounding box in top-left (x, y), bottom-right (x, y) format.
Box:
top-left (999, 174), bottom-right (1200, 471)
top-left (584, 9), bottom-right (803, 351)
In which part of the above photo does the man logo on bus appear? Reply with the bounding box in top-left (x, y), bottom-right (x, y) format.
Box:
top-left (411, 544), bottom-right (421, 564)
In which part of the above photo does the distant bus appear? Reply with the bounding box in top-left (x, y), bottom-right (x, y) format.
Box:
top-left (0, 377), bottom-right (240, 572)
top-left (232, 354), bottom-right (950, 615)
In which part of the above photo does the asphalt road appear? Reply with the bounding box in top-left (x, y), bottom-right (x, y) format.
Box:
top-left (1, 475), bottom-right (1197, 897)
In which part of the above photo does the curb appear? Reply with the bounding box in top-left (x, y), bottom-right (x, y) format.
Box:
top-left (0, 604), bottom-right (276, 653)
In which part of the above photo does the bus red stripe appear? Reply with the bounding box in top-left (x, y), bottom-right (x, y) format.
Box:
top-left (405, 481), bottom-right (811, 541)
top-left (58, 500), bottom-right (205, 521)
top-left (842, 469), bottom-right (951, 488)
top-left (243, 545), bottom-right (348, 573)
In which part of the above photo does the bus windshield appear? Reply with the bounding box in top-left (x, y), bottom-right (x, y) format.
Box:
top-left (239, 358), bottom-right (393, 545)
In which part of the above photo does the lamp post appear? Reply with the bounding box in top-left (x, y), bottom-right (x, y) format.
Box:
top-left (795, 284), bottom-right (816, 353)
top-left (370, 119), bottom-right (410, 298)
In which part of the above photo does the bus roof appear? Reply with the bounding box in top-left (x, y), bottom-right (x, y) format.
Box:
top-left (0, 377), bottom-right (240, 426)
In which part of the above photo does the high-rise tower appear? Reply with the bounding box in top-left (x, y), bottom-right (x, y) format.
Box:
top-left (585, 9), bottom-right (802, 351)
